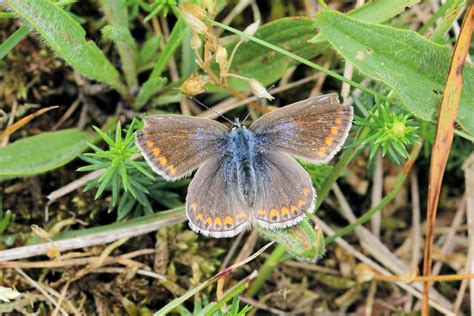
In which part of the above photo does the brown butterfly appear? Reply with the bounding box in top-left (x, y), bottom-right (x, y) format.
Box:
top-left (136, 94), bottom-right (353, 237)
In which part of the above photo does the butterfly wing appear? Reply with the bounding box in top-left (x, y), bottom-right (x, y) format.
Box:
top-left (252, 151), bottom-right (316, 229)
top-left (186, 157), bottom-right (250, 238)
top-left (250, 94), bottom-right (353, 164)
top-left (135, 115), bottom-right (229, 181)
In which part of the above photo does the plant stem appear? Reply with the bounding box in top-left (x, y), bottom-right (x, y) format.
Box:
top-left (247, 244), bottom-right (286, 297)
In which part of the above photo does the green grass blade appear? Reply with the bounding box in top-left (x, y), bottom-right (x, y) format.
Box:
top-left (0, 25), bottom-right (29, 60)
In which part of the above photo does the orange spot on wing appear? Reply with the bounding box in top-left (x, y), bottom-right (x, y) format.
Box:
top-left (168, 165), bottom-right (177, 175)
top-left (290, 204), bottom-right (298, 213)
top-left (335, 118), bottom-right (342, 125)
top-left (147, 140), bottom-right (154, 147)
top-left (325, 137), bottom-right (334, 145)
top-left (281, 207), bottom-right (289, 217)
top-left (152, 147), bottom-right (161, 156)
top-left (257, 208), bottom-right (265, 218)
top-left (331, 127), bottom-right (338, 135)
top-left (206, 217), bottom-right (212, 226)
top-left (303, 188), bottom-right (310, 197)
top-left (224, 216), bottom-right (234, 226)
top-left (214, 217), bottom-right (222, 227)
top-left (197, 213), bottom-right (204, 221)
top-left (235, 211), bottom-right (248, 222)
top-left (298, 199), bottom-right (305, 207)
top-left (190, 203), bottom-right (197, 213)
top-left (159, 156), bottom-right (168, 166)
top-left (318, 147), bottom-right (327, 157)
top-left (269, 209), bottom-right (279, 220)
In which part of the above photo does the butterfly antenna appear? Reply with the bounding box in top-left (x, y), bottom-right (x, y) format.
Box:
top-left (189, 97), bottom-right (234, 125)
top-left (242, 84), bottom-right (276, 124)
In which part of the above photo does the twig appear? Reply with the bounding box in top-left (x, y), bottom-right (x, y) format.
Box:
top-left (462, 154), bottom-right (474, 314)
top-left (15, 268), bottom-right (68, 316)
top-left (1, 100), bottom-right (18, 147)
top-left (405, 171), bottom-right (421, 311)
top-left (0, 208), bottom-right (185, 261)
top-left (52, 97), bottom-right (81, 130)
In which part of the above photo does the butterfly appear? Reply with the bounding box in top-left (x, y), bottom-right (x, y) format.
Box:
top-left (135, 93), bottom-right (353, 238)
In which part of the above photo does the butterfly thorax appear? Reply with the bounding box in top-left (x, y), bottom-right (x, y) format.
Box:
top-left (227, 126), bottom-right (259, 206)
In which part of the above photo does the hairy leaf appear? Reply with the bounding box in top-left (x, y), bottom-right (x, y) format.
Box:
top-left (2, 0), bottom-right (126, 94)
top-left (316, 10), bottom-right (474, 135)
top-left (0, 129), bottom-right (97, 177)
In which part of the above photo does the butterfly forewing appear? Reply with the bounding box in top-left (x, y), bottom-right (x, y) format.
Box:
top-left (250, 94), bottom-right (353, 164)
top-left (252, 151), bottom-right (316, 229)
top-left (135, 115), bottom-right (228, 181)
top-left (186, 157), bottom-right (250, 238)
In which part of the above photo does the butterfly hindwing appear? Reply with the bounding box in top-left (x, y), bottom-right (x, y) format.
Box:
top-left (250, 94), bottom-right (353, 164)
top-left (186, 157), bottom-right (250, 238)
top-left (135, 115), bottom-right (228, 181)
top-left (252, 151), bottom-right (316, 229)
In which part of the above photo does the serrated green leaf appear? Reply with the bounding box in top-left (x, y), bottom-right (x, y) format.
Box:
top-left (2, 0), bottom-right (126, 95)
top-left (315, 10), bottom-right (474, 135)
top-left (0, 129), bottom-right (97, 177)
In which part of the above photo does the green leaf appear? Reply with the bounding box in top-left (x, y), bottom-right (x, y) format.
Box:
top-left (257, 218), bottom-right (325, 263)
top-left (344, 0), bottom-right (420, 24)
top-left (133, 77), bottom-right (167, 109)
top-left (0, 128), bottom-right (97, 177)
top-left (2, 0), bottom-right (126, 95)
top-left (99, 0), bottom-right (138, 88)
top-left (315, 10), bottom-right (474, 135)
top-left (137, 35), bottom-right (161, 67)
top-left (0, 25), bottom-right (29, 60)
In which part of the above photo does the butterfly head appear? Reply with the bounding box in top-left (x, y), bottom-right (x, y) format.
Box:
top-left (232, 118), bottom-right (246, 130)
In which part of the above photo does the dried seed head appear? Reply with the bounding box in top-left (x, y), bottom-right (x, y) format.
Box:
top-left (180, 3), bottom-right (206, 19)
top-left (31, 224), bottom-right (51, 241)
top-left (191, 33), bottom-right (202, 50)
top-left (204, 0), bottom-right (217, 17)
top-left (243, 20), bottom-right (260, 41)
top-left (216, 46), bottom-right (228, 67)
top-left (180, 3), bottom-right (208, 34)
top-left (206, 32), bottom-right (218, 52)
top-left (181, 75), bottom-right (207, 96)
top-left (46, 244), bottom-right (61, 259)
top-left (249, 79), bottom-right (274, 100)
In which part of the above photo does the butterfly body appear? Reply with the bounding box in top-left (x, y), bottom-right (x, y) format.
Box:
top-left (136, 94), bottom-right (353, 238)
top-left (227, 125), bottom-right (260, 204)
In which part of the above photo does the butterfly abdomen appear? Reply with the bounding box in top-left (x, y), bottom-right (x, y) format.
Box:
top-left (227, 127), bottom-right (259, 206)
